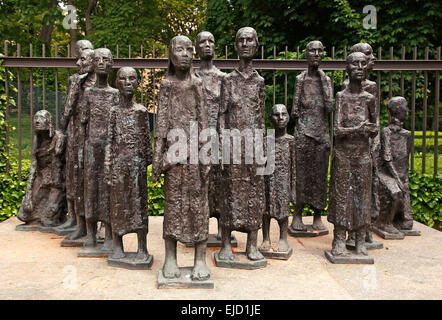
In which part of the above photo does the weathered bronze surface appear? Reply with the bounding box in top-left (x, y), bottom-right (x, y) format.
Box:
top-left (105, 67), bottom-right (153, 268)
top-left (327, 52), bottom-right (378, 261)
top-left (17, 110), bottom-right (66, 229)
top-left (290, 41), bottom-right (333, 235)
top-left (152, 35), bottom-right (211, 282)
top-left (260, 104), bottom-right (294, 259)
top-left (79, 48), bottom-right (118, 254)
top-left (216, 27), bottom-right (267, 265)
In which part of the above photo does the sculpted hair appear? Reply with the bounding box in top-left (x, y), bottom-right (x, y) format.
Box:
top-left (350, 42), bottom-right (373, 54)
top-left (235, 27), bottom-right (259, 47)
top-left (34, 109), bottom-right (54, 138)
top-left (388, 96), bottom-right (408, 117)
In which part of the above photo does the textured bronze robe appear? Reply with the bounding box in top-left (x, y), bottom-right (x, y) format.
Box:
top-left (218, 69), bottom-right (266, 232)
top-left (152, 76), bottom-right (209, 244)
top-left (265, 134), bottom-right (296, 221)
top-left (106, 103), bottom-right (152, 236)
top-left (194, 67), bottom-right (226, 220)
top-left (328, 90), bottom-right (377, 231)
top-left (292, 70), bottom-right (333, 211)
top-left (80, 85), bottom-right (119, 224)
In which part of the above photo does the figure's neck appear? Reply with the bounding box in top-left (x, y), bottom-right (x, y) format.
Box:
top-left (307, 64), bottom-right (319, 77)
top-left (174, 68), bottom-right (191, 81)
top-left (96, 74), bottom-right (109, 88)
top-left (275, 127), bottom-right (287, 138)
top-left (238, 58), bottom-right (253, 75)
top-left (199, 59), bottom-right (214, 72)
top-left (120, 95), bottom-right (134, 108)
top-left (86, 71), bottom-right (96, 84)
top-left (348, 78), bottom-right (363, 93)
top-left (36, 130), bottom-right (51, 145)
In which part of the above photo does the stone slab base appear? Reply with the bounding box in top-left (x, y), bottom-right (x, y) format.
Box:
top-left (288, 225), bottom-right (329, 237)
top-left (108, 252), bottom-right (153, 270)
top-left (324, 250), bottom-right (374, 264)
top-left (157, 267), bottom-right (214, 289)
top-left (38, 226), bottom-right (57, 233)
top-left (15, 224), bottom-right (41, 231)
top-left (259, 247), bottom-right (293, 260)
top-left (400, 229), bottom-right (421, 236)
top-left (373, 226), bottom-right (405, 240)
top-left (346, 240), bottom-right (383, 250)
top-left (61, 236), bottom-right (103, 247)
top-left (78, 244), bottom-right (112, 257)
top-left (52, 226), bottom-right (76, 236)
top-left (186, 234), bottom-right (238, 248)
top-left (214, 252), bottom-right (267, 270)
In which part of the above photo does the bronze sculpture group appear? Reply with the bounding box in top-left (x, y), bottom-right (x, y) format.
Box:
top-left (16, 27), bottom-right (421, 288)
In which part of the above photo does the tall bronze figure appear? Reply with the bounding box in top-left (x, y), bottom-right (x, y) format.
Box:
top-left (55, 40), bottom-right (95, 242)
top-left (78, 48), bottom-right (118, 257)
top-left (326, 52), bottom-right (378, 264)
top-left (215, 27), bottom-right (267, 269)
top-left (260, 104), bottom-right (295, 260)
top-left (343, 43), bottom-right (383, 250)
top-left (105, 67), bottom-right (154, 269)
top-left (374, 97), bottom-right (420, 238)
top-left (192, 31), bottom-right (237, 247)
top-left (16, 110), bottom-right (66, 231)
top-left (289, 40), bottom-right (333, 237)
top-left (153, 35), bottom-right (212, 288)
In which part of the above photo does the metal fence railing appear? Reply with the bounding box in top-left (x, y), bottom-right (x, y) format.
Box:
top-left (1, 41), bottom-right (441, 179)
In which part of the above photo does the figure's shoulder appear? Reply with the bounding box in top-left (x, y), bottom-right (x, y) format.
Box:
top-left (285, 133), bottom-right (295, 141)
top-left (191, 74), bottom-right (203, 86)
top-left (296, 71), bottom-right (306, 81)
top-left (109, 87), bottom-right (119, 94)
top-left (381, 126), bottom-right (392, 136)
top-left (160, 78), bottom-right (172, 89)
top-left (255, 72), bottom-right (265, 84)
top-left (134, 103), bottom-right (148, 114)
top-left (362, 90), bottom-right (375, 101)
top-left (401, 128), bottom-right (411, 138)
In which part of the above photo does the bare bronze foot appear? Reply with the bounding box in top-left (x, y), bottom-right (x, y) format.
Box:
top-left (191, 262), bottom-right (211, 281)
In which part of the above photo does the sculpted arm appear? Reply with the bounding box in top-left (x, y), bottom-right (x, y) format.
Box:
top-left (152, 81), bottom-right (169, 182)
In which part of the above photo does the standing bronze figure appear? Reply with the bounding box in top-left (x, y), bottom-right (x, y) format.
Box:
top-left (17, 110), bottom-right (66, 231)
top-left (343, 43), bottom-right (383, 250)
top-left (78, 48), bottom-right (118, 257)
top-left (215, 27), bottom-right (267, 269)
top-left (260, 104), bottom-right (295, 260)
top-left (326, 52), bottom-right (378, 264)
top-left (105, 67), bottom-right (153, 269)
top-left (153, 36), bottom-right (212, 288)
top-left (374, 97), bottom-right (420, 238)
top-left (289, 40), bottom-right (333, 237)
top-left (55, 40), bottom-right (96, 242)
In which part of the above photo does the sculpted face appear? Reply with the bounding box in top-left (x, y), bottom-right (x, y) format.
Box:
top-left (196, 31), bottom-right (215, 60)
top-left (75, 40), bottom-right (93, 59)
top-left (347, 52), bottom-right (368, 81)
top-left (93, 48), bottom-right (113, 75)
top-left (235, 27), bottom-right (258, 59)
top-left (306, 41), bottom-right (324, 67)
top-left (116, 67), bottom-right (138, 98)
top-left (76, 49), bottom-right (94, 75)
top-left (270, 104), bottom-right (289, 129)
top-left (170, 36), bottom-right (193, 71)
top-left (34, 110), bottom-right (52, 133)
top-left (389, 97), bottom-right (408, 123)
top-left (361, 44), bottom-right (375, 70)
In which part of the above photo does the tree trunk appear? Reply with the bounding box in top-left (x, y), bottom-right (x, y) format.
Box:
top-left (85, 0), bottom-right (96, 36)
top-left (38, 0), bottom-right (58, 47)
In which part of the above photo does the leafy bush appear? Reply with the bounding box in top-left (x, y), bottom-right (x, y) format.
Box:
top-left (147, 165), bottom-right (164, 216)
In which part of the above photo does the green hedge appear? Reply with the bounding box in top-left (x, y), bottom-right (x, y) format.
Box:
top-left (1, 160), bottom-right (441, 230)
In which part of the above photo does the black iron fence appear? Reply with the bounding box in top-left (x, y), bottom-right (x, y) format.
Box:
top-left (1, 42), bottom-right (441, 178)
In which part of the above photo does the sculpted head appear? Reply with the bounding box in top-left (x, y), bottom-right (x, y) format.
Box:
top-left (388, 96), bottom-right (408, 124)
top-left (235, 27), bottom-right (258, 59)
top-left (350, 42), bottom-right (375, 70)
top-left (75, 40), bottom-right (94, 59)
top-left (270, 104), bottom-right (289, 129)
top-left (116, 67), bottom-right (138, 98)
top-left (76, 48), bottom-right (94, 75)
top-left (306, 41), bottom-right (324, 67)
top-left (346, 52), bottom-right (368, 81)
top-left (196, 31), bottom-right (215, 61)
top-left (168, 35), bottom-right (193, 75)
top-left (93, 48), bottom-right (113, 75)
top-left (34, 110), bottom-right (54, 137)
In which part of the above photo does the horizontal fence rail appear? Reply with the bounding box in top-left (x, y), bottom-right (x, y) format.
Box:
top-left (1, 42), bottom-right (441, 180)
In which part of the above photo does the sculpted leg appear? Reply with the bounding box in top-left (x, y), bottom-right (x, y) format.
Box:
top-left (84, 219), bottom-right (97, 247)
top-left (68, 215), bottom-right (86, 240)
top-left (290, 203), bottom-right (307, 231)
top-left (246, 230), bottom-right (265, 261)
top-left (215, 217), bottom-right (222, 241)
top-left (218, 227), bottom-right (235, 261)
top-left (57, 199), bottom-right (77, 229)
top-left (312, 208), bottom-right (326, 231)
top-left (136, 230), bottom-right (149, 260)
top-left (355, 228), bottom-right (368, 255)
top-left (331, 226), bottom-right (350, 256)
top-left (192, 241), bottom-right (210, 281)
top-left (259, 214), bottom-right (271, 251)
top-left (277, 217), bottom-right (290, 252)
top-left (162, 237), bottom-right (180, 278)
top-left (102, 222), bottom-right (113, 251)
top-left (111, 233), bottom-right (124, 259)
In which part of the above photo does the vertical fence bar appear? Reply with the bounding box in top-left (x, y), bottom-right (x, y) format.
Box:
top-left (377, 47), bottom-right (382, 123)
top-left (434, 47), bottom-right (441, 177)
top-left (400, 46), bottom-right (405, 96)
top-left (128, 44), bottom-right (131, 58)
top-left (343, 45), bottom-right (347, 84)
top-left (67, 44), bottom-right (71, 79)
top-left (55, 45), bottom-right (59, 129)
top-left (410, 47), bottom-right (417, 172)
top-left (422, 47), bottom-right (429, 174)
top-left (330, 46), bottom-right (335, 155)
top-left (29, 44), bottom-right (34, 146)
top-left (42, 44), bottom-right (46, 110)
top-left (225, 45), bottom-right (228, 59)
top-left (273, 46), bottom-right (276, 105)
top-left (389, 46), bottom-right (393, 98)
top-left (116, 44), bottom-right (119, 58)
top-left (284, 46), bottom-right (288, 107)
top-left (4, 41), bottom-right (10, 174)
top-left (17, 43), bottom-right (22, 179)
top-left (140, 45), bottom-right (144, 105)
